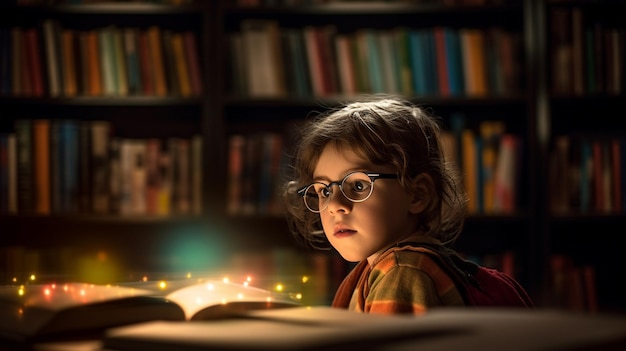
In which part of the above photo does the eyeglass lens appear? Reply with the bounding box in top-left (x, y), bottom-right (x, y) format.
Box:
top-left (303, 172), bottom-right (374, 212)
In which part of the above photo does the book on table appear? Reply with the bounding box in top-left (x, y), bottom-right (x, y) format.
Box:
top-left (0, 278), bottom-right (300, 344)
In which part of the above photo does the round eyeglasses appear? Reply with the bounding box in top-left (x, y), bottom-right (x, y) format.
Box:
top-left (297, 171), bottom-right (398, 213)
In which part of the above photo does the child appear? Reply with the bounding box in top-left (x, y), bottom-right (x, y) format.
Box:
top-left (282, 96), bottom-right (529, 314)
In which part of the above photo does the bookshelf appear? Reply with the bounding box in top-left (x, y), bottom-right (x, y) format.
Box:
top-left (217, 0), bottom-right (538, 305)
top-left (540, 0), bottom-right (626, 313)
top-left (1, 0), bottom-right (625, 312)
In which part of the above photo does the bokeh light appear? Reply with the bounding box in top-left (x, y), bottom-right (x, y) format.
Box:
top-left (159, 227), bottom-right (228, 273)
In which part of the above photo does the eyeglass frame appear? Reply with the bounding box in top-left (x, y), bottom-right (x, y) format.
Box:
top-left (296, 171), bottom-right (398, 213)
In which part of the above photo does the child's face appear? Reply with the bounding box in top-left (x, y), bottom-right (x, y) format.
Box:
top-left (313, 144), bottom-right (421, 263)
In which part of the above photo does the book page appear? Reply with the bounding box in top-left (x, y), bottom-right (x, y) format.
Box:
top-left (160, 280), bottom-right (300, 320)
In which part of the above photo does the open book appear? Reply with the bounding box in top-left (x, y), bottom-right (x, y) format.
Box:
top-left (0, 279), bottom-right (300, 345)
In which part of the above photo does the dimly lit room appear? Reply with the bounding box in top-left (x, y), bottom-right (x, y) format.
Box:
top-left (1, 0), bottom-right (625, 350)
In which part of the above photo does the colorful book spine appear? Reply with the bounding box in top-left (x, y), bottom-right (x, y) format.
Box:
top-left (183, 31), bottom-right (203, 96)
top-left (123, 28), bottom-right (142, 95)
top-left (408, 29), bottom-right (427, 95)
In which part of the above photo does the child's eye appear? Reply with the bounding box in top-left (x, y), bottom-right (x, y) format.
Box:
top-left (314, 185), bottom-right (330, 198)
top-left (353, 180), bottom-right (366, 192)
top-left (349, 180), bottom-right (369, 193)
top-left (320, 187), bottom-right (331, 198)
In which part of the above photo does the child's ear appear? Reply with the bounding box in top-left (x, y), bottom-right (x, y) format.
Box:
top-left (408, 173), bottom-right (436, 215)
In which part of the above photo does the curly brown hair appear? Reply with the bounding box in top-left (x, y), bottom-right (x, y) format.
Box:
top-left (282, 96), bottom-right (468, 250)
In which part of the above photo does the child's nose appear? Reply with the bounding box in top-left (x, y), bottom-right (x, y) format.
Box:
top-left (326, 187), bottom-right (352, 214)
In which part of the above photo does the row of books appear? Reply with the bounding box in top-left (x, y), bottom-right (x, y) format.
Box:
top-left (227, 20), bottom-right (523, 98)
top-left (0, 119), bottom-right (203, 216)
top-left (227, 133), bottom-right (288, 217)
top-left (550, 6), bottom-right (625, 96)
top-left (548, 135), bottom-right (626, 215)
top-left (443, 116), bottom-right (523, 215)
top-left (0, 20), bottom-right (203, 98)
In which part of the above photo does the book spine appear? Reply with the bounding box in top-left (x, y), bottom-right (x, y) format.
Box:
top-left (317, 25), bottom-right (338, 95)
top-left (99, 27), bottom-right (116, 96)
top-left (43, 19), bottom-right (62, 97)
top-left (433, 26), bottom-right (450, 97)
top-left (61, 120), bottom-right (79, 213)
top-left (50, 120), bottom-right (61, 213)
top-left (444, 28), bottom-right (464, 96)
top-left (112, 27), bottom-right (128, 96)
top-left (227, 134), bottom-right (245, 215)
top-left (25, 28), bottom-right (44, 97)
top-left (157, 141), bottom-right (172, 216)
top-left (119, 139), bottom-right (134, 215)
top-left (61, 29), bottom-right (78, 97)
top-left (78, 121), bottom-right (92, 213)
top-left (91, 121), bottom-right (110, 214)
top-left (108, 137), bottom-right (121, 215)
top-left (462, 128), bottom-right (478, 214)
top-left (123, 28), bottom-right (142, 95)
top-left (365, 30), bottom-right (383, 94)
top-left (162, 30), bottom-right (180, 97)
top-left (20, 28), bottom-right (34, 97)
top-left (303, 26), bottom-right (325, 96)
top-left (183, 31), bottom-right (203, 96)
top-left (33, 119), bottom-right (50, 215)
top-left (176, 138), bottom-right (190, 215)
top-left (191, 135), bottom-right (202, 215)
top-left (334, 33), bottom-right (355, 95)
top-left (11, 28), bottom-right (22, 96)
top-left (408, 30), bottom-right (427, 95)
top-left (172, 32), bottom-right (191, 97)
top-left (131, 140), bottom-right (147, 215)
top-left (86, 30), bottom-right (102, 96)
top-left (15, 119), bottom-right (34, 214)
top-left (147, 26), bottom-right (167, 96)
top-left (145, 138), bottom-right (161, 216)
top-left (393, 28), bottom-right (413, 96)
top-left (7, 134), bottom-right (17, 214)
top-left (138, 30), bottom-right (154, 96)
